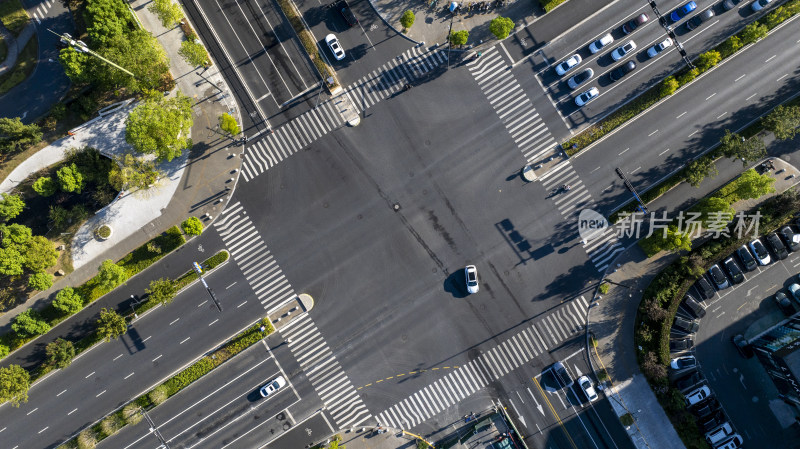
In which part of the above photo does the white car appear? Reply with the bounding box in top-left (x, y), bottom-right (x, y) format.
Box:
top-left (670, 355), bottom-right (696, 370)
top-left (589, 33), bottom-right (613, 54)
top-left (751, 0), bottom-right (772, 11)
top-left (259, 376), bottom-right (286, 397)
top-left (567, 68), bottom-right (593, 90)
top-left (555, 54), bottom-right (582, 76)
top-left (325, 34), bottom-right (345, 61)
top-left (575, 87), bottom-right (599, 107)
top-left (748, 238), bottom-right (771, 265)
top-left (465, 265), bottom-right (479, 294)
top-left (577, 376), bottom-right (598, 402)
top-left (684, 385), bottom-right (711, 405)
top-left (611, 40), bottom-right (636, 61)
top-left (647, 38), bottom-right (673, 58)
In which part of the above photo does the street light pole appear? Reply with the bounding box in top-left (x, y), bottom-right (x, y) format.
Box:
top-left (446, 9), bottom-right (455, 69)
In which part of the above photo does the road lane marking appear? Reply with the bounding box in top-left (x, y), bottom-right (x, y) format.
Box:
top-left (533, 376), bottom-right (578, 449)
top-left (26, 408), bottom-right (38, 415)
top-left (631, 166), bottom-right (642, 174)
top-left (717, 112), bottom-right (727, 119)
top-left (590, 166), bottom-right (601, 174)
top-left (659, 148), bottom-right (671, 156)
top-left (688, 130), bottom-right (699, 137)
top-left (96, 390), bottom-right (106, 398)
top-left (226, 282), bottom-right (237, 289)
top-left (152, 355), bottom-right (162, 362)
top-left (209, 319), bottom-right (219, 326)
top-left (777, 74), bottom-right (788, 81)
top-left (124, 372), bottom-right (134, 379)
top-left (618, 148), bottom-right (629, 156)
top-left (180, 337), bottom-right (191, 344)
top-left (746, 93), bottom-right (758, 101)
top-left (765, 55), bottom-right (776, 62)
top-left (170, 318), bottom-right (180, 326)
top-left (648, 130), bottom-right (658, 137)
top-left (676, 111), bottom-right (687, 119)
top-left (85, 372), bottom-right (95, 378)
top-left (113, 354), bottom-right (123, 361)
top-left (705, 93), bottom-right (716, 100)
top-left (198, 300), bottom-right (208, 307)
top-left (237, 301), bottom-right (247, 308)
top-left (38, 427), bottom-right (49, 434)
top-left (734, 74), bottom-right (746, 82)
top-left (142, 336), bottom-right (151, 342)
top-left (67, 408), bottom-right (77, 416)
top-left (57, 389), bottom-right (67, 397)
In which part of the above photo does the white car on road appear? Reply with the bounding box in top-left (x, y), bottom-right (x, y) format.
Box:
top-left (611, 41), bottom-right (636, 61)
top-left (260, 376), bottom-right (286, 398)
top-left (578, 376), bottom-right (599, 402)
top-left (575, 87), bottom-right (599, 107)
top-left (555, 54), bottom-right (582, 76)
top-left (647, 38), bottom-right (673, 58)
top-left (326, 34), bottom-right (345, 61)
top-left (465, 265), bottom-right (479, 294)
top-left (589, 33), bottom-right (613, 54)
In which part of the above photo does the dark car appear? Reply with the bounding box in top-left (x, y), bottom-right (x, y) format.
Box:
top-left (723, 257), bottom-right (744, 284)
top-left (552, 361), bottom-right (574, 388)
top-left (723, 0), bottom-right (742, 10)
top-left (736, 245), bottom-right (758, 271)
top-left (692, 398), bottom-right (720, 418)
top-left (674, 316), bottom-right (699, 333)
top-left (608, 60), bottom-right (636, 82)
top-left (775, 291), bottom-right (795, 316)
top-left (766, 233), bottom-right (789, 260)
top-left (686, 9), bottom-right (715, 30)
top-left (699, 410), bottom-right (726, 432)
top-left (622, 13), bottom-right (648, 34)
top-left (708, 264), bottom-right (730, 290)
top-left (675, 372), bottom-right (702, 391)
top-left (338, 1), bottom-right (358, 27)
top-left (683, 293), bottom-right (706, 318)
top-left (671, 338), bottom-right (694, 352)
top-left (732, 334), bottom-right (754, 358)
top-left (779, 226), bottom-right (800, 252)
top-left (695, 276), bottom-right (716, 300)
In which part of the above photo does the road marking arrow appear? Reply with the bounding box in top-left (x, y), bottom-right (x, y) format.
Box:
top-left (509, 399), bottom-right (527, 428)
top-left (527, 387), bottom-right (545, 416)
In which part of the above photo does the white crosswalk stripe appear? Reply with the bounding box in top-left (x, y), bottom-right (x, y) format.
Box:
top-left (467, 47), bottom-right (557, 165)
top-left (375, 299), bottom-right (591, 430)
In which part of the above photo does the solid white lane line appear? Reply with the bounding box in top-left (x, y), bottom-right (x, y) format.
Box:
top-left (56, 389), bottom-right (67, 397)
top-left (113, 354), bottom-right (123, 361)
top-left (688, 130), bottom-right (699, 137)
top-left (618, 148), bottom-right (629, 155)
top-left (26, 408), bottom-right (38, 415)
top-left (717, 112), bottom-right (727, 119)
top-left (209, 319), bottom-right (219, 326)
top-left (777, 74), bottom-right (788, 81)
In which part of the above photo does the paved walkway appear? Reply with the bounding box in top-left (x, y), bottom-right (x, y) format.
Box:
top-left (0, 22), bottom-right (35, 76)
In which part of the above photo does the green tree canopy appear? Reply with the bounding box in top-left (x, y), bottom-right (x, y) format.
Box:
top-left (11, 310), bottom-right (51, 337)
top-left (178, 40), bottom-right (209, 67)
top-left (0, 223), bottom-right (32, 247)
top-left (695, 50), bottom-right (721, 72)
top-left (660, 76), bottom-right (679, 96)
top-left (126, 91), bottom-right (193, 161)
top-left (146, 278), bottom-right (178, 305)
top-left (0, 193), bottom-right (25, 221)
top-left (728, 168), bottom-right (776, 200)
top-left (0, 118), bottom-right (43, 154)
top-left (53, 287), bottom-right (84, 314)
top-left (181, 216), bottom-right (204, 236)
top-left (694, 197), bottom-right (734, 226)
top-left (400, 10), bottom-right (415, 29)
top-left (84, 0), bottom-right (132, 45)
top-left (28, 272), bottom-right (53, 291)
top-left (97, 259), bottom-right (129, 291)
top-left (489, 17), bottom-right (514, 40)
top-left (56, 163), bottom-right (85, 193)
top-left (109, 154), bottom-right (160, 190)
top-left (450, 30), bottom-right (469, 46)
top-left (46, 338), bottom-right (75, 369)
top-left (0, 245), bottom-right (24, 276)
top-left (148, 0), bottom-right (184, 28)
top-left (740, 22), bottom-right (767, 45)
top-left (762, 105), bottom-right (800, 141)
top-left (98, 30), bottom-right (172, 92)
top-left (219, 113), bottom-right (240, 136)
top-left (32, 177), bottom-right (57, 197)
top-left (0, 364), bottom-right (31, 407)
top-left (716, 130), bottom-right (766, 165)
top-left (24, 235), bottom-right (58, 273)
top-left (685, 157), bottom-right (718, 187)
top-left (96, 308), bottom-right (127, 341)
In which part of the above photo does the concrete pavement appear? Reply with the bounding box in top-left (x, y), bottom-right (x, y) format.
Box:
top-left (0, 22), bottom-right (35, 76)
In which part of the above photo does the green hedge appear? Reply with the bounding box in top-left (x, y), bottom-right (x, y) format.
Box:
top-left (563, 0), bottom-right (800, 156)
top-left (275, 0), bottom-right (337, 88)
top-left (539, 0), bottom-right (568, 12)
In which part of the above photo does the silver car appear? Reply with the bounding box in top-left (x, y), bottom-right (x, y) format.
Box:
top-left (611, 41), bottom-right (636, 61)
top-left (567, 68), bottom-right (593, 90)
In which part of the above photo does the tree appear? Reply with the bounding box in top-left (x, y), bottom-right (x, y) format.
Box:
top-left (28, 272), bottom-right (53, 291)
top-left (0, 117), bottom-right (42, 154)
top-left (641, 351), bottom-right (666, 381)
top-left (126, 91), bottom-right (193, 162)
top-left (11, 310), bottom-right (51, 337)
top-left (96, 259), bottom-right (128, 291)
top-left (0, 193), bottom-right (25, 221)
top-left (181, 216), bottom-right (204, 236)
top-left (719, 35), bottom-right (742, 57)
top-left (400, 10), bottom-right (415, 30)
top-left (717, 130), bottom-right (766, 164)
top-left (684, 157), bottom-right (718, 187)
top-left (643, 299), bottom-right (668, 323)
top-left (178, 39), bottom-right (209, 67)
top-left (57, 163), bottom-right (85, 193)
top-left (677, 68), bottom-right (699, 85)
top-left (96, 308), bottom-right (127, 341)
top-left (98, 30), bottom-right (172, 92)
top-left (146, 278), bottom-right (178, 305)
top-left (660, 76), bottom-right (679, 96)
top-left (84, 0), bottom-right (131, 45)
top-left (729, 168), bottom-right (775, 200)
top-left (24, 235), bottom-right (58, 273)
top-left (0, 364), bottom-right (30, 407)
top-left (122, 403), bottom-right (143, 425)
top-left (46, 338), bottom-right (75, 369)
top-left (149, 384), bottom-right (169, 405)
top-left (53, 287), bottom-right (84, 314)
top-left (0, 223), bottom-right (31, 246)
top-left (109, 154), bottom-right (160, 190)
top-left (32, 177), bottom-right (57, 197)
top-left (219, 113), bottom-right (240, 136)
top-left (449, 30), bottom-right (469, 47)
top-left (695, 50), bottom-right (721, 72)
top-left (762, 105), bottom-right (800, 140)
top-left (663, 226), bottom-right (692, 253)
top-left (694, 197), bottom-right (734, 225)
top-left (148, 0), bottom-right (184, 28)
top-left (0, 245), bottom-right (24, 276)
top-left (59, 47), bottom-right (92, 84)
top-left (740, 22), bottom-right (767, 45)
top-left (489, 17), bottom-right (514, 40)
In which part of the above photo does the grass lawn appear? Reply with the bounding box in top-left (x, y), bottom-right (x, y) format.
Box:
top-left (0, 32), bottom-right (35, 95)
top-left (0, 0), bottom-right (30, 35)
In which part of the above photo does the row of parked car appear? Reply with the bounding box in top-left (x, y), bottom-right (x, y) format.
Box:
top-left (670, 356), bottom-right (744, 448)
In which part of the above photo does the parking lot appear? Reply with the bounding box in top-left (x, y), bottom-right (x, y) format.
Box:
top-left (670, 228), bottom-right (800, 447)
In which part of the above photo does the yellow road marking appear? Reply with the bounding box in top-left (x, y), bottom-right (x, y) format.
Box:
top-left (737, 302), bottom-right (747, 311)
top-left (376, 379), bottom-right (383, 383)
top-left (533, 376), bottom-right (578, 449)
top-left (386, 376), bottom-right (393, 380)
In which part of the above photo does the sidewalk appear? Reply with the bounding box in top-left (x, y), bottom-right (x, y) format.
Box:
top-left (0, 22), bottom-right (35, 76)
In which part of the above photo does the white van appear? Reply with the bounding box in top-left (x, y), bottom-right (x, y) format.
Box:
top-left (705, 422), bottom-right (733, 445)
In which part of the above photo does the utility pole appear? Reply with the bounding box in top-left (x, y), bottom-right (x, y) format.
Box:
top-left (646, 1), bottom-right (694, 69)
top-left (615, 167), bottom-right (648, 214)
top-left (192, 262), bottom-right (223, 312)
top-left (140, 407), bottom-right (170, 449)
top-left (47, 29), bottom-right (136, 77)
top-left (446, 4), bottom-right (455, 69)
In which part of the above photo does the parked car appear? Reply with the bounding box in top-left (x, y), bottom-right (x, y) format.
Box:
top-left (683, 293), bottom-right (707, 318)
top-left (671, 338), bottom-right (694, 351)
top-left (775, 291), bottom-right (795, 316)
top-left (259, 376), bottom-right (286, 397)
top-left (708, 264), bottom-right (730, 290)
top-left (695, 276), bottom-right (716, 300)
top-left (732, 334), bottom-right (754, 358)
top-left (552, 361), bottom-right (574, 388)
top-left (789, 283), bottom-right (800, 303)
top-left (735, 245), bottom-right (758, 271)
top-left (647, 38), bottom-right (673, 58)
top-left (699, 410), bottom-right (726, 432)
top-left (693, 398), bottom-right (721, 418)
top-left (675, 372), bottom-right (702, 391)
top-left (723, 0), bottom-right (742, 10)
top-left (671, 1), bottom-right (697, 21)
top-left (611, 40), bottom-right (636, 61)
top-left (589, 33), bottom-right (613, 53)
top-left (685, 385), bottom-right (711, 405)
top-left (767, 233), bottom-right (789, 260)
top-left (567, 68), bottom-right (594, 90)
top-left (779, 226), bottom-right (800, 251)
top-left (622, 13), bottom-right (649, 34)
top-left (706, 422), bottom-right (734, 446)
top-left (575, 87), bottom-right (599, 107)
top-left (338, 1), bottom-right (358, 27)
top-left (578, 375), bottom-right (599, 402)
top-left (714, 434), bottom-right (743, 449)
top-left (325, 34), bottom-right (345, 61)
top-left (555, 54), bottom-right (582, 76)
top-left (671, 355), bottom-right (697, 370)
top-left (465, 265), bottom-right (479, 294)
top-left (674, 316), bottom-right (699, 333)
top-left (686, 9), bottom-right (715, 30)
top-left (749, 238), bottom-right (771, 265)
top-left (723, 258), bottom-right (744, 284)
top-left (751, 0), bottom-right (773, 11)
top-left (608, 60), bottom-right (636, 82)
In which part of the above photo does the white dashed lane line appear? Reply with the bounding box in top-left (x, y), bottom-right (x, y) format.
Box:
top-left (124, 372), bottom-right (134, 379)
top-left (660, 148), bottom-right (671, 156)
top-left (765, 55), bottom-right (776, 63)
top-left (735, 74), bottom-right (746, 82)
top-left (85, 372), bottom-right (95, 379)
top-left (746, 93), bottom-right (758, 101)
top-left (648, 130), bottom-right (658, 137)
top-left (169, 318), bottom-right (180, 326)
top-left (777, 74), bottom-right (788, 81)
top-left (676, 111), bottom-right (687, 119)
top-left (705, 93), bottom-right (716, 100)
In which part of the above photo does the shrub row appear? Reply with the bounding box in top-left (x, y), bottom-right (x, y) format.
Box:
top-left (275, 0), bottom-right (337, 88)
top-left (562, 0), bottom-right (800, 156)
top-left (539, 0), bottom-right (567, 13)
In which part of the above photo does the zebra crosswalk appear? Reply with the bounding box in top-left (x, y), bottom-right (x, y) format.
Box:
top-left (539, 162), bottom-right (624, 272)
top-left (280, 314), bottom-right (372, 429)
top-left (213, 202), bottom-right (297, 313)
top-left (240, 46), bottom-right (449, 182)
top-left (467, 47), bottom-right (558, 165)
top-left (376, 297), bottom-right (590, 430)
